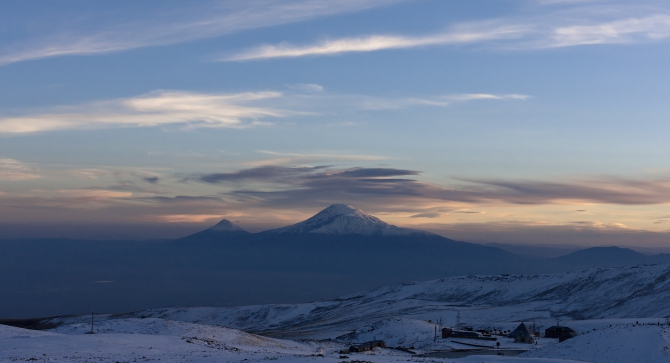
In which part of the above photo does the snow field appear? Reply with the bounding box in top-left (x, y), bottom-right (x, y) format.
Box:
top-left (523, 323), bottom-right (670, 363)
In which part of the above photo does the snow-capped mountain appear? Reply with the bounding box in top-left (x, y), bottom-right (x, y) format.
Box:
top-left (208, 219), bottom-right (247, 232)
top-left (264, 204), bottom-right (432, 236)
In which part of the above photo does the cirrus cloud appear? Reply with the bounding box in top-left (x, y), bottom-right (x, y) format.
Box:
top-left (0, 158), bottom-right (41, 181)
top-left (0, 0), bottom-right (405, 65)
top-left (223, 11), bottom-right (670, 61)
top-left (549, 14), bottom-right (670, 47)
top-left (193, 165), bottom-right (670, 208)
top-left (223, 25), bottom-right (529, 61)
top-left (0, 91), bottom-right (288, 134)
top-left (0, 89), bottom-right (530, 134)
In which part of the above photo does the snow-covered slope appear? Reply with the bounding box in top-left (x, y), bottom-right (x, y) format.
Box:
top-left (50, 317), bottom-right (309, 353)
top-left (115, 263), bottom-right (670, 339)
top-left (336, 317), bottom-right (438, 348)
top-left (0, 318), bottom-right (319, 363)
top-left (5, 317), bottom-right (668, 363)
top-left (265, 204), bottom-right (431, 236)
top-left (523, 323), bottom-right (670, 363)
top-left (0, 321), bottom-right (609, 363)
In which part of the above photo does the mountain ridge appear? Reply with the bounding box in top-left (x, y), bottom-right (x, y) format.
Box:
top-left (194, 204), bottom-right (434, 237)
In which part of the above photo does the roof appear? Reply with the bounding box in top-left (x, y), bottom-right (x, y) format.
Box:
top-left (508, 323), bottom-right (534, 338)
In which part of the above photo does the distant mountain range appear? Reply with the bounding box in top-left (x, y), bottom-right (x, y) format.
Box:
top-left (183, 204), bottom-right (433, 239)
top-left (1, 204), bottom-right (670, 319)
top-left (179, 204), bottom-right (670, 273)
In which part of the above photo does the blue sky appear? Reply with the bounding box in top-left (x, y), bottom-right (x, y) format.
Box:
top-left (1, 0), bottom-right (670, 245)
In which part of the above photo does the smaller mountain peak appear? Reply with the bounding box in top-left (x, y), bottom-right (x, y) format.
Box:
top-left (209, 219), bottom-right (247, 232)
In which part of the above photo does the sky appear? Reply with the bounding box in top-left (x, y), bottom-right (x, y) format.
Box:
top-left (1, 0), bottom-right (670, 246)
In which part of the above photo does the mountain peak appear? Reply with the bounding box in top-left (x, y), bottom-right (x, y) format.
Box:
top-left (209, 219), bottom-right (247, 233)
top-left (265, 204), bottom-right (431, 236)
top-left (318, 204), bottom-right (364, 217)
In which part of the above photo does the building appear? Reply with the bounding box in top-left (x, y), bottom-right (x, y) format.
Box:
top-left (349, 340), bottom-right (386, 352)
top-left (545, 326), bottom-right (577, 342)
top-left (369, 340), bottom-right (386, 348)
top-left (507, 323), bottom-right (535, 344)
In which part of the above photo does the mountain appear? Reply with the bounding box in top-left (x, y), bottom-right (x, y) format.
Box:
top-left (554, 246), bottom-right (670, 268)
top-left (263, 204), bottom-right (431, 236)
top-left (485, 244), bottom-right (670, 266)
top-left (484, 242), bottom-right (584, 258)
top-left (209, 219), bottom-right (247, 232)
top-left (178, 218), bottom-right (250, 241)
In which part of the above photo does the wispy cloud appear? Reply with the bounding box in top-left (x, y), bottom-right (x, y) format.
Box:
top-left (194, 165), bottom-right (329, 184)
top-left (535, 0), bottom-right (606, 5)
top-left (357, 93), bottom-right (531, 109)
top-left (150, 214), bottom-right (225, 224)
top-left (0, 188), bottom-right (134, 212)
top-left (549, 14), bottom-right (670, 47)
top-left (5, 0), bottom-right (669, 65)
top-left (191, 165), bottom-right (670, 208)
top-left (0, 89), bottom-right (529, 134)
top-left (286, 84), bottom-right (324, 93)
top-left (249, 150), bottom-right (386, 166)
top-left (53, 189), bottom-right (133, 201)
top-left (223, 9), bottom-right (670, 60)
top-left (468, 177), bottom-right (670, 205)
top-left (265, 91), bottom-right (531, 112)
top-left (0, 158), bottom-right (41, 180)
top-left (223, 25), bottom-right (529, 61)
top-left (0, 91), bottom-right (288, 134)
top-left (0, 0), bottom-right (403, 65)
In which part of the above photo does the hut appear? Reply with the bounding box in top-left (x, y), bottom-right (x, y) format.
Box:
top-left (507, 323), bottom-right (535, 344)
top-left (545, 326), bottom-right (577, 342)
top-left (441, 327), bottom-right (453, 338)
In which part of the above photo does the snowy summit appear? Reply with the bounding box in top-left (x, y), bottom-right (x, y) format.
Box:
top-left (208, 219), bottom-right (247, 232)
top-left (266, 204), bottom-right (430, 236)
